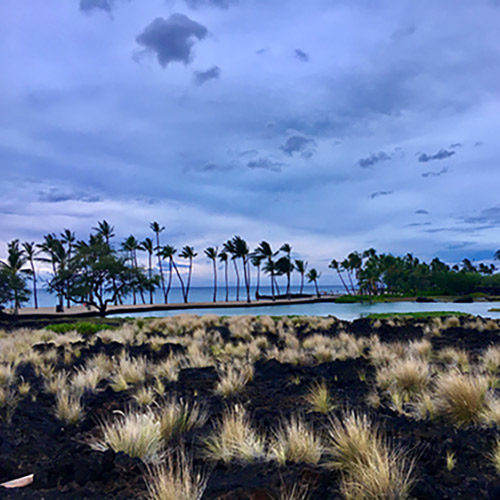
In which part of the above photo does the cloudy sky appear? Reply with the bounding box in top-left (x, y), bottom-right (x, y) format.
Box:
top-left (1, 0), bottom-right (500, 283)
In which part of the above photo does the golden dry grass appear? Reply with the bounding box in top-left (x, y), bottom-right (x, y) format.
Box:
top-left (204, 406), bottom-right (265, 463)
top-left (270, 415), bottom-right (323, 465)
top-left (304, 381), bottom-right (335, 414)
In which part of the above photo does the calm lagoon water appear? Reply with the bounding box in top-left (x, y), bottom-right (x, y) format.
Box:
top-left (31, 286), bottom-right (500, 321)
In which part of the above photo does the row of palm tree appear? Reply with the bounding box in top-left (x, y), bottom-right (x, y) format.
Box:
top-left (0, 220), bottom-right (321, 310)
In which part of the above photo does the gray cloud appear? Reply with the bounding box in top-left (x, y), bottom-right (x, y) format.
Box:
top-left (450, 142), bottom-right (462, 148)
top-left (193, 65), bottom-right (221, 86)
top-left (462, 206), bottom-right (500, 225)
top-left (391, 24), bottom-right (416, 41)
top-left (38, 188), bottom-right (100, 203)
top-left (256, 48), bottom-right (268, 55)
top-left (294, 49), bottom-right (309, 62)
top-left (247, 157), bottom-right (283, 172)
top-left (280, 132), bottom-right (316, 158)
top-left (358, 151), bottom-right (391, 168)
top-left (185, 0), bottom-right (237, 8)
top-left (415, 209), bottom-right (429, 215)
top-left (405, 222), bottom-right (432, 227)
top-left (422, 167), bottom-right (449, 178)
top-left (418, 149), bottom-right (455, 163)
top-left (136, 14), bottom-right (208, 67)
top-left (370, 190), bottom-right (393, 199)
top-left (79, 0), bottom-right (114, 13)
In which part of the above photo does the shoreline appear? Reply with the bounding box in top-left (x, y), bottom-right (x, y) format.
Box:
top-left (2, 295), bottom-right (341, 320)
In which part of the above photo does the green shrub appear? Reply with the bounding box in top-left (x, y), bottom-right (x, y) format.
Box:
top-left (45, 322), bottom-right (116, 336)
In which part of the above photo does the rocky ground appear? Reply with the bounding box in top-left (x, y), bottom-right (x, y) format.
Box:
top-left (1, 315), bottom-right (500, 499)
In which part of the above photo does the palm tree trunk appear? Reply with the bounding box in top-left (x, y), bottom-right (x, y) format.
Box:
top-left (134, 250), bottom-right (146, 304)
top-left (347, 271), bottom-right (356, 295)
top-left (337, 270), bottom-right (350, 295)
top-left (270, 268), bottom-right (275, 301)
top-left (166, 259), bottom-right (173, 303)
top-left (242, 257), bottom-right (250, 303)
top-left (212, 259), bottom-right (217, 302)
top-left (224, 261), bottom-right (229, 302)
top-left (172, 259), bottom-right (186, 303)
top-left (148, 252), bottom-right (153, 304)
top-left (155, 234), bottom-right (166, 301)
top-left (314, 280), bottom-right (320, 297)
top-left (30, 260), bottom-right (38, 309)
top-left (300, 272), bottom-right (304, 294)
top-left (233, 259), bottom-right (240, 301)
top-left (256, 264), bottom-right (261, 299)
top-left (184, 257), bottom-right (193, 302)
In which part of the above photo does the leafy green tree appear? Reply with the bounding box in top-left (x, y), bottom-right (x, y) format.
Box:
top-left (51, 234), bottom-right (141, 316)
top-left (0, 240), bottom-right (30, 309)
top-left (204, 247), bottom-right (218, 302)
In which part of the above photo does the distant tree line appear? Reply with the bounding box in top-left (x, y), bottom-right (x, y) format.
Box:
top-left (0, 221), bottom-right (319, 315)
top-left (1, 222), bottom-right (499, 315)
top-left (329, 249), bottom-right (500, 297)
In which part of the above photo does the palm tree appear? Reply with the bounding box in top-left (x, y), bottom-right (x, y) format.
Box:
top-left (150, 222), bottom-right (166, 301)
top-left (204, 247), bottom-right (218, 302)
top-left (159, 245), bottom-right (185, 303)
top-left (341, 258), bottom-right (356, 294)
top-left (280, 243), bottom-right (293, 297)
top-left (39, 234), bottom-right (67, 309)
top-left (255, 241), bottom-right (278, 300)
top-left (93, 220), bottom-right (114, 246)
top-left (307, 268), bottom-right (321, 297)
top-left (294, 259), bottom-right (307, 294)
top-left (347, 251), bottom-right (362, 294)
top-left (180, 246), bottom-right (197, 303)
top-left (219, 251), bottom-right (229, 302)
top-left (276, 256), bottom-right (294, 300)
top-left (0, 240), bottom-right (29, 309)
top-left (232, 236), bottom-right (251, 302)
top-left (329, 259), bottom-right (350, 295)
top-left (223, 239), bottom-right (239, 301)
top-left (141, 238), bottom-right (155, 304)
top-left (251, 254), bottom-right (263, 299)
top-left (122, 235), bottom-right (145, 304)
top-left (22, 242), bottom-right (39, 309)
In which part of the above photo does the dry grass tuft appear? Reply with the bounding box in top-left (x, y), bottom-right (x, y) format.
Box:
top-left (433, 372), bottom-right (489, 426)
top-left (491, 439), bottom-right (500, 475)
top-left (55, 388), bottom-right (84, 424)
top-left (481, 346), bottom-right (500, 374)
top-left (159, 397), bottom-right (207, 443)
top-left (304, 381), bottom-right (335, 414)
top-left (270, 415), bottom-right (323, 465)
top-left (215, 364), bottom-right (254, 397)
top-left (376, 357), bottom-right (430, 398)
top-left (204, 406), bottom-right (265, 463)
top-left (93, 409), bottom-right (163, 464)
top-left (146, 449), bottom-right (207, 500)
top-left (327, 411), bottom-right (415, 500)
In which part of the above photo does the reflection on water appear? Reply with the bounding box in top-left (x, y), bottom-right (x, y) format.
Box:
top-left (114, 300), bottom-right (500, 321)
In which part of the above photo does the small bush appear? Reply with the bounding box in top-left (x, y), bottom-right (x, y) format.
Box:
top-left (46, 322), bottom-right (116, 336)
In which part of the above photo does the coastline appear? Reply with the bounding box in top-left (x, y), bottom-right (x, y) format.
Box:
top-left (2, 294), bottom-right (341, 319)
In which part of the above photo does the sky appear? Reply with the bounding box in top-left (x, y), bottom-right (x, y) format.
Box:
top-left (1, 0), bottom-right (500, 284)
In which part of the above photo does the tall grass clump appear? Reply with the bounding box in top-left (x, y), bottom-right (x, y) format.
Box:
top-left (204, 406), bottom-right (265, 463)
top-left (433, 372), bottom-right (489, 426)
top-left (270, 415), bottom-right (323, 465)
top-left (159, 397), bottom-right (207, 443)
top-left (93, 409), bottom-right (163, 464)
top-left (146, 449), bottom-right (207, 500)
top-left (327, 411), bottom-right (415, 500)
top-left (304, 381), bottom-right (335, 414)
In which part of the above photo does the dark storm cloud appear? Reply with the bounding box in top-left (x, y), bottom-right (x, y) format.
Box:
top-left (294, 49), bottom-right (309, 62)
top-left (370, 190), bottom-right (393, 199)
top-left (462, 206), bottom-right (500, 225)
top-left (193, 65), bottom-right (221, 86)
top-left (38, 188), bottom-right (100, 203)
top-left (280, 132), bottom-right (316, 158)
top-left (136, 14), bottom-right (208, 67)
top-left (185, 0), bottom-right (237, 9)
top-left (422, 167), bottom-right (448, 178)
top-left (418, 149), bottom-right (455, 163)
top-left (79, 0), bottom-right (114, 13)
top-left (358, 151), bottom-right (391, 168)
top-left (415, 209), bottom-right (429, 215)
top-left (247, 157), bottom-right (283, 172)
